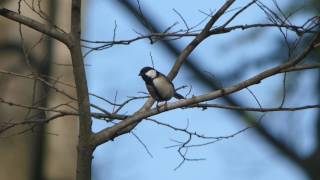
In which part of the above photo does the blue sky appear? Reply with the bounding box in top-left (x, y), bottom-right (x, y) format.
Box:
top-left (84, 0), bottom-right (314, 180)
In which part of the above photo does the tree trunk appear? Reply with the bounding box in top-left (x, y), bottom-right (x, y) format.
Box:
top-left (70, 0), bottom-right (94, 179)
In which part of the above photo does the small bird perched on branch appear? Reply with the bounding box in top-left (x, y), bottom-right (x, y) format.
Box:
top-left (139, 66), bottom-right (184, 102)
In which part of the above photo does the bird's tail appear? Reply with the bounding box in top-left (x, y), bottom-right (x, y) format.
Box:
top-left (174, 92), bottom-right (185, 99)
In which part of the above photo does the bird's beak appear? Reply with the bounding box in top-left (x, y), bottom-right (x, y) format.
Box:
top-left (138, 72), bottom-right (142, 76)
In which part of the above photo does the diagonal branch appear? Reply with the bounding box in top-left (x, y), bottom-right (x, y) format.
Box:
top-left (92, 31), bottom-right (320, 146)
top-left (167, 0), bottom-right (236, 80)
top-left (112, 1), bottom-right (320, 174)
top-left (95, 0), bottom-right (238, 142)
top-left (0, 8), bottom-right (70, 45)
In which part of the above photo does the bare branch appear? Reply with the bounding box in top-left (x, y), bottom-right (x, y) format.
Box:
top-left (173, 8), bottom-right (189, 30)
top-left (0, 8), bottom-right (70, 45)
top-left (81, 21), bottom-right (319, 52)
top-left (222, 0), bottom-right (257, 27)
top-left (189, 103), bottom-right (320, 112)
top-left (131, 132), bottom-right (153, 158)
top-left (92, 31), bottom-right (320, 146)
top-left (168, 0), bottom-right (236, 80)
top-left (150, 116), bottom-right (252, 170)
top-left (0, 97), bottom-right (77, 114)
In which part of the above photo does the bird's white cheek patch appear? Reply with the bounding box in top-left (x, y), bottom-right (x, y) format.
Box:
top-left (146, 69), bottom-right (157, 78)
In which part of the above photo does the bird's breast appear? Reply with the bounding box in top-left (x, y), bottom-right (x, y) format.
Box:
top-left (152, 77), bottom-right (174, 100)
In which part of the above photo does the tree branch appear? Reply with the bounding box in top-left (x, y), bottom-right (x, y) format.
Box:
top-left (167, 0), bottom-right (236, 80)
top-left (0, 8), bottom-right (70, 45)
top-left (190, 103), bottom-right (320, 112)
top-left (92, 31), bottom-right (320, 146)
top-left (91, 0), bottom-right (238, 144)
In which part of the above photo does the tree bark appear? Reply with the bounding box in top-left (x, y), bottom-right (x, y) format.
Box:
top-left (70, 0), bottom-right (94, 179)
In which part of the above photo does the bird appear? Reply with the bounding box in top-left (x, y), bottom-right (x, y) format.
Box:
top-left (139, 66), bottom-right (184, 102)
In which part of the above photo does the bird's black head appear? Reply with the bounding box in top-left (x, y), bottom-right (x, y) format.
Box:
top-left (139, 66), bottom-right (154, 76)
top-left (139, 66), bottom-right (158, 83)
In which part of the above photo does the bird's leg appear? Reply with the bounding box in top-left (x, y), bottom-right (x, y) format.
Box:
top-left (156, 101), bottom-right (161, 112)
top-left (164, 101), bottom-right (168, 110)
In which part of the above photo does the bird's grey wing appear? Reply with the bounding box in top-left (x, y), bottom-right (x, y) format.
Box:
top-left (146, 84), bottom-right (161, 101)
top-left (159, 73), bottom-right (184, 100)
